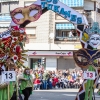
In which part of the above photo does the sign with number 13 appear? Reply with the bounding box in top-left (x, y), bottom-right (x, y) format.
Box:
top-left (1, 71), bottom-right (16, 82)
top-left (83, 71), bottom-right (95, 80)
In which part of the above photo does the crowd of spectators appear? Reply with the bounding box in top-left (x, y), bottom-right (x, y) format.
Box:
top-left (30, 69), bottom-right (84, 90)
top-left (15, 68), bottom-right (100, 92)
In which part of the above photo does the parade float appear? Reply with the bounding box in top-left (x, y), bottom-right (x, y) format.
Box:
top-left (0, 0), bottom-right (100, 100)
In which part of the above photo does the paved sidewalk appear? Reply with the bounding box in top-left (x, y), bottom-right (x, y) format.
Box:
top-left (33, 89), bottom-right (98, 93)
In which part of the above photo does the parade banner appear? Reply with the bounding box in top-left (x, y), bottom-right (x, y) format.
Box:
top-left (73, 22), bottom-right (100, 100)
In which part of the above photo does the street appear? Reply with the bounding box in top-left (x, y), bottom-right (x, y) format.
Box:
top-left (28, 89), bottom-right (100, 100)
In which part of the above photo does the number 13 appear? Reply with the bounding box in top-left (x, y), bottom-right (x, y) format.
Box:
top-left (87, 72), bottom-right (93, 78)
top-left (5, 73), bottom-right (13, 79)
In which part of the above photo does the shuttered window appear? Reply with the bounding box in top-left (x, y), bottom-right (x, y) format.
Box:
top-left (26, 27), bottom-right (36, 38)
top-left (57, 58), bottom-right (76, 70)
top-left (24, 1), bottom-right (36, 6)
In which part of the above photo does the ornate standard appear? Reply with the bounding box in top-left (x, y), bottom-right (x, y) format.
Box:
top-left (74, 22), bottom-right (100, 100)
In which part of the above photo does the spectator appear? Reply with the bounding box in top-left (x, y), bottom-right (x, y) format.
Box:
top-left (43, 70), bottom-right (49, 89)
top-left (65, 69), bottom-right (70, 77)
top-left (68, 73), bottom-right (74, 88)
top-left (72, 71), bottom-right (77, 81)
top-left (69, 30), bottom-right (74, 37)
top-left (52, 76), bottom-right (59, 88)
top-left (30, 68), bottom-right (84, 90)
top-left (52, 71), bottom-right (56, 77)
top-left (47, 71), bottom-right (52, 89)
top-left (63, 76), bottom-right (69, 88)
top-left (34, 77), bottom-right (41, 90)
top-left (72, 30), bottom-right (77, 36)
top-left (59, 76), bottom-right (65, 88)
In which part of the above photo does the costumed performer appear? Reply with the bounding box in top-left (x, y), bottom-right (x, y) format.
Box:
top-left (18, 68), bottom-right (33, 100)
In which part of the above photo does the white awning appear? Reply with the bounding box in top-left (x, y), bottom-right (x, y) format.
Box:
top-left (56, 23), bottom-right (75, 29)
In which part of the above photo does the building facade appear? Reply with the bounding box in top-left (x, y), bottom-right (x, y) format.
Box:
top-left (0, 0), bottom-right (100, 71)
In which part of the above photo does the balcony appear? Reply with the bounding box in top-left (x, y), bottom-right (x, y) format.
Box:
top-left (55, 23), bottom-right (78, 42)
top-left (55, 36), bottom-right (79, 41)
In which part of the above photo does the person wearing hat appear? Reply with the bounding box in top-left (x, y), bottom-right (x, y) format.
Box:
top-left (18, 68), bottom-right (33, 100)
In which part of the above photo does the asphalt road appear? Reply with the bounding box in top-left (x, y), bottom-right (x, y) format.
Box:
top-left (28, 89), bottom-right (100, 100)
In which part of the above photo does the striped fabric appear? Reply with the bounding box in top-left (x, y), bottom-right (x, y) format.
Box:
top-left (56, 23), bottom-right (75, 29)
top-left (59, 0), bottom-right (84, 7)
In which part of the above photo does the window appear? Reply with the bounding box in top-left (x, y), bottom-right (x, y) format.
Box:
top-left (30, 58), bottom-right (46, 69)
top-left (56, 30), bottom-right (69, 38)
top-left (24, 1), bottom-right (36, 6)
top-left (1, 1), bottom-right (19, 13)
top-left (9, 1), bottom-right (19, 11)
top-left (55, 23), bottom-right (79, 41)
top-left (26, 27), bottom-right (36, 38)
top-left (97, 8), bottom-right (100, 13)
top-left (0, 1), bottom-right (19, 21)
top-left (84, 1), bottom-right (94, 11)
top-left (0, 3), bottom-right (1, 13)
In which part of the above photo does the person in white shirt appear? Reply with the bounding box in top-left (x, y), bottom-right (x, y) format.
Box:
top-left (69, 30), bottom-right (74, 37)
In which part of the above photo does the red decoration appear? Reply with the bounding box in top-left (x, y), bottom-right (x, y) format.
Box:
top-left (16, 45), bottom-right (21, 53)
top-left (14, 56), bottom-right (17, 60)
top-left (11, 26), bottom-right (19, 31)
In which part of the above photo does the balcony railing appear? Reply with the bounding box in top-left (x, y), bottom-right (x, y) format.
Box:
top-left (55, 36), bottom-right (80, 41)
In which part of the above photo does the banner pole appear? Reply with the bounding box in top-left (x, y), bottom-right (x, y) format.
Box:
top-left (16, 75), bottom-right (19, 100)
top-left (84, 66), bottom-right (95, 100)
top-left (8, 67), bottom-right (9, 100)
